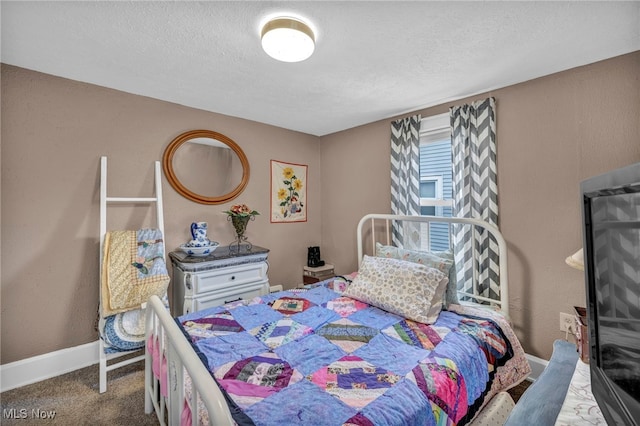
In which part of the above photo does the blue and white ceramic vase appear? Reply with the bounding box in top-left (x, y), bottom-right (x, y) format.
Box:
top-left (188, 222), bottom-right (210, 247)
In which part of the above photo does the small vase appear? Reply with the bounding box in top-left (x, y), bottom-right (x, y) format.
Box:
top-left (228, 215), bottom-right (254, 253)
top-left (188, 221), bottom-right (210, 247)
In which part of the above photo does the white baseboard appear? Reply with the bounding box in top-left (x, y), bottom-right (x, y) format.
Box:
top-left (526, 352), bottom-right (549, 381)
top-left (0, 341), bottom-right (100, 393)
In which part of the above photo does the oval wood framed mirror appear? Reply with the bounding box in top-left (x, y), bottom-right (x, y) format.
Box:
top-left (163, 130), bottom-right (250, 205)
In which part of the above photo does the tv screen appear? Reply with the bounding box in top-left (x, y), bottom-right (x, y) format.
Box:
top-left (581, 161), bottom-right (640, 426)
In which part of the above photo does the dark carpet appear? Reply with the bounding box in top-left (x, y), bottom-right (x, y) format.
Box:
top-left (507, 379), bottom-right (532, 403)
top-left (0, 360), bottom-right (158, 425)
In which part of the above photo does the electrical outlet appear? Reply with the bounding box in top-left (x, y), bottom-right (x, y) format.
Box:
top-left (559, 312), bottom-right (575, 333)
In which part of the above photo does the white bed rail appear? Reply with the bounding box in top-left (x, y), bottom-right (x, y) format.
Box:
top-left (356, 214), bottom-right (509, 318)
top-left (145, 295), bottom-right (234, 426)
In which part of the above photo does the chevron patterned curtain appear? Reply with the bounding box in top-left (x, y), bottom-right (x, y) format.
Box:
top-left (450, 97), bottom-right (499, 301)
top-left (390, 115), bottom-right (421, 249)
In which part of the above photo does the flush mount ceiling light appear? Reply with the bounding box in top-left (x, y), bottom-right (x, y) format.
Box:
top-left (261, 17), bottom-right (315, 62)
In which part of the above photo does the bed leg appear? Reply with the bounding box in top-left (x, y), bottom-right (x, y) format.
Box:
top-left (144, 351), bottom-right (152, 414)
top-left (99, 342), bottom-right (107, 393)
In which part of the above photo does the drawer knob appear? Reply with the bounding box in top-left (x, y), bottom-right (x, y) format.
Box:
top-left (230, 275), bottom-right (236, 280)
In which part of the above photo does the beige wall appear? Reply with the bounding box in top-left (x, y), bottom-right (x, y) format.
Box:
top-left (320, 51), bottom-right (640, 359)
top-left (2, 51), bottom-right (639, 365)
top-left (1, 65), bottom-right (321, 364)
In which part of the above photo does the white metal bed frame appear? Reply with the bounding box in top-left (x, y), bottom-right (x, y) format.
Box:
top-left (144, 295), bottom-right (235, 426)
top-left (144, 214), bottom-right (510, 425)
top-left (98, 156), bottom-right (165, 393)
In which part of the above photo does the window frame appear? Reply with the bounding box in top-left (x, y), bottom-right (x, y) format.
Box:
top-left (420, 175), bottom-right (445, 217)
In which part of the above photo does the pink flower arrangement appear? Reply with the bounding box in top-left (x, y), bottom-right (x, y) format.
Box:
top-left (223, 204), bottom-right (260, 218)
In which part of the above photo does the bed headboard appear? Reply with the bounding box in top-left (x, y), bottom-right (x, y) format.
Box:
top-left (356, 213), bottom-right (509, 317)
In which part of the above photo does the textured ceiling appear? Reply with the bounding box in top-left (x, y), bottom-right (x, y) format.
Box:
top-left (2, 1), bottom-right (639, 136)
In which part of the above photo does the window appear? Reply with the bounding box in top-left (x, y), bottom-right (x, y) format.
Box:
top-left (419, 113), bottom-right (453, 251)
top-left (420, 176), bottom-right (443, 216)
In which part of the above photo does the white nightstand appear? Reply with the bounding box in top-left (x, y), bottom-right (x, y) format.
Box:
top-left (302, 263), bottom-right (334, 284)
top-left (169, 245), bottom-right (269, 316)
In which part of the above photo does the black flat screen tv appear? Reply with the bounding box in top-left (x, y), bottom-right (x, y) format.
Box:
top-left (581, 161), bottom-right (640, 426)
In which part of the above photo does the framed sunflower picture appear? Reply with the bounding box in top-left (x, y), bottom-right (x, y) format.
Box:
top-left (270, 160), bottom-right (307, 223)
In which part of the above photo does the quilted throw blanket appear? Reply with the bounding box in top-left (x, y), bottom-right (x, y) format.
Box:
top-left (101, 229), bottom-right (170, 316)
top-left (177, 280), bottom-right (529, 426)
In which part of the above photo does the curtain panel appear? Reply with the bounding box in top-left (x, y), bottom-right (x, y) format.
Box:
top-left (390, 115), bottom-right (421, 249)
top-left (450, 97), bottom-right (500, 301)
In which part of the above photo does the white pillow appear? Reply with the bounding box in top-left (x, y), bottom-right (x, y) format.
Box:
top-left (343, 255), bottom-right (448, 324)
top-left (375, 243), bottom-right (459, 307)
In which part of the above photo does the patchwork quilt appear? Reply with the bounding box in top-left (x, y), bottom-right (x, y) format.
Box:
top-left (177, 280), bottom-right (528, 426)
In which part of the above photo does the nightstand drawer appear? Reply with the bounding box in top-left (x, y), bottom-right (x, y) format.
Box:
top-left (303, 274), bottom-right (334, 284)
top-left (192, 263), bottom-right (267, 295)
top-left (186, 279), bottom-right (269, 314)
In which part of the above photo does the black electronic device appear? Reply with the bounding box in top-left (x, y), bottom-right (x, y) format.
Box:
top-left (580, 161), bottom-right (640, 426)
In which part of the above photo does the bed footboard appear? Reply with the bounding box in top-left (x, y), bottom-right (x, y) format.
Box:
top-left (144, 295), bottom-right (234, 426)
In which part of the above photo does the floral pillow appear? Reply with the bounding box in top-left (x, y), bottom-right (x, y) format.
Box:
top-left (343, 255), bottom-right (448, 324)
top-left (375, 243), bottom-right (459, 307)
